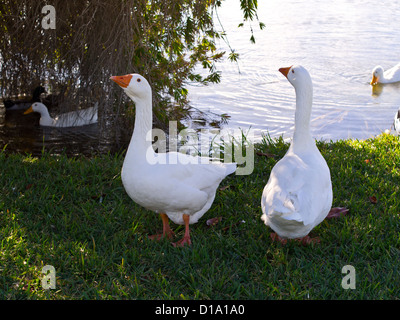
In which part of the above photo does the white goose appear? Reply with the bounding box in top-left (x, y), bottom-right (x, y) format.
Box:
top-left (111, 73), bottom-right (236, 247)
top-left (370, 63), bottom-right (400, 85)
top-left (261, 65), bottom-right (333, 244)
top-left (24, 102), bottom-right (98, 127)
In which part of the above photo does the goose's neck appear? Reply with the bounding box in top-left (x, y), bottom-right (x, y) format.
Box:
top-left (38, 108), bottom-right (55, 126)
top-left (291, 85), bottom-right (314, 152)
top-left (39, 107), bottom-right (51, 119)
top-left (126, 96), bottom-right (154, 161)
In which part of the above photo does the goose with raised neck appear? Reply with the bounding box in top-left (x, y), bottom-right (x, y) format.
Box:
top-left (285, 65), bottom-right (314, 154)
top-left (261, 65), bottom-right (335, 244)
top-left (111, 73), bottom-right (236, 247)
top-left (119, 75), bottom-right (154, 162)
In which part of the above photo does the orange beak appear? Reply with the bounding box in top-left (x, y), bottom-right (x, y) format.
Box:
top-left (23, 106), bottom-right (34, 115)
top-left (370, 75), bottom-right (379, 85)
top-left (279, 66), bottom-right (293, 78)
top-left (110, 74), bottom-right (133, 88)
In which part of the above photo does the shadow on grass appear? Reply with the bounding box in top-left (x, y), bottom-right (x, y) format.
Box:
top-left (0, 133), bottom-right (399, 299)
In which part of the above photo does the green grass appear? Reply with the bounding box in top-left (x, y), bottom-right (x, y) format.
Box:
top-left (0, 133), bottom-right (399, 299)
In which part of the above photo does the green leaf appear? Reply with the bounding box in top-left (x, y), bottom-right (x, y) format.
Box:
top-left (228, 51), bottom-right (240, 62)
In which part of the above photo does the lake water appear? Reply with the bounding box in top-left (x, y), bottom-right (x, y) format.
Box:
top-left (188, 0), bottom-right (400, 141)
top-left (1, 0), bottom-right (400, 156)
top-left (0, 109), bottom-right (114, 156)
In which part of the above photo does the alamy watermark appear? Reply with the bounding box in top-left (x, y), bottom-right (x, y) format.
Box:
top-left (41, 5), bottom-right (56, 30)
top-left (39, 264), bottom-right (356, 292)
top-left (41, 265), bottom-right (56, 289)
top-left (341, 265), bottom-right (356, 290)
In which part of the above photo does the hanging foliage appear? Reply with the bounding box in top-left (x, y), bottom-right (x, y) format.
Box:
top-left (0, 0), bottom-right (262, 138)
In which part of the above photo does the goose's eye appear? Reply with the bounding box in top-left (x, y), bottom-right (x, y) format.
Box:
top-left (137, 78), bottom-right (141, 82)
top-left (292, 69), bottom-right (295, 74)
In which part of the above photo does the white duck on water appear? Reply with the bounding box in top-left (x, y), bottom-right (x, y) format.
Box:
top-left (370, 63), bottom-right (400, 85)
top-left (261, 65), bottom-right (345, 245)
top-left (24, 102), bottom-right (98, 127)
top-left (110, 73), bottom-right (236, 247)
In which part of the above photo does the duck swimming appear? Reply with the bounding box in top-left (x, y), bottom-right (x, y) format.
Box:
top-left (23, 102), bottom-right (98, 127)
top-left (370, 63), bottom-right (400, 85)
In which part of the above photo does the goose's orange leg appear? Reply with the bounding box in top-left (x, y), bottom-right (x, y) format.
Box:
top-left (149, 213), bottom-right (175, 241)
top-left (172, 214), bottom-right (191, 247)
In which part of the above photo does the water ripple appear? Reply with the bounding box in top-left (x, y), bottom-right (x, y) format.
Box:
top-left (189, 0), bottom-right (400, 141)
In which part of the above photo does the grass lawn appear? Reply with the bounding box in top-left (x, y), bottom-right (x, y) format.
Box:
top-left (0, 133), bottom-right (399, 299)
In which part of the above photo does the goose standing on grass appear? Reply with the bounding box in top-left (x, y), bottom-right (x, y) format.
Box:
top-left (111, 73), bottom-right (236, 247)
top-left (261, 65), bottom-right (335, 244)
top-left (23, 102), bottom-right (98, 127)
top-left (370, 63), bottom-right (400, 85)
